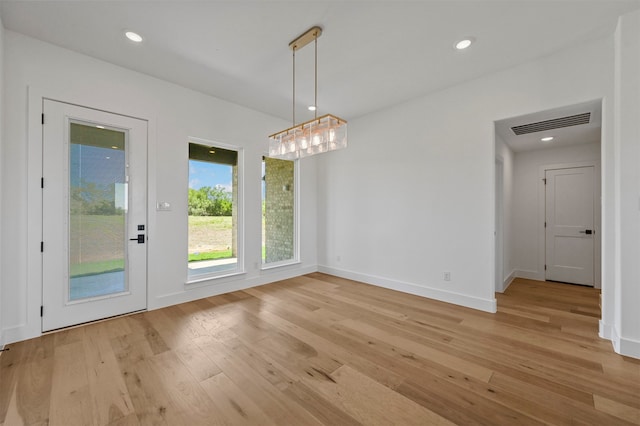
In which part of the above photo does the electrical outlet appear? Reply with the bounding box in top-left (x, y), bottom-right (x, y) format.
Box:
top-left (444, 272), bottom-right (451, 281)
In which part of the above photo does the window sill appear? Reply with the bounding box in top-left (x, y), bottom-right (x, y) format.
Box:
top-left (260, 260), bottom-right (300, 271)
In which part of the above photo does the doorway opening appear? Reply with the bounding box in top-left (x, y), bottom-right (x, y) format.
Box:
top-left (493, 99), bottom-right (602, 295)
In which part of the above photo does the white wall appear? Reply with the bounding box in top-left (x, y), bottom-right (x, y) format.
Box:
top-left (611, 10), bottom-right (640, 358)
top-left (496, 134), bottom-right (515, 291)
top-left (511, 143), bottom-right (601, 283)
top-left (318, 35), bottom-right (614, 314)
top-left (1, 31), bottom-right (318, 344)
top-left (0, 10), bottom-right (5, 347)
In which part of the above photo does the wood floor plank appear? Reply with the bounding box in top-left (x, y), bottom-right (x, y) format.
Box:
top-left (13, 357), bottom-right (53, 425)
top-left (48, 341), bottom-right (95, 426)
top-left (197, 338), bottom-right (324, 426)
top-left (337, 318), bottom-right (494, 382)
top-left (200, 372), bottom-right (276, 425)
top-left (0, 341), bottom-right (29, 424)
top-left (143, 350), bottom-right (222, 425)
top-left (110, 335), bottom-right (167, 426)
top-left (490, 371), bottom-right (639, 426)
top-left (594, 394), bottom-right (640, 425)
top-left (174, 341), bottom-right (222, 382)
top-left (1, 275), bottom-right (638, 426)
top-left (242, 298), bottom-right (407, 389)
top-left (281, 381), bottom-right (363, 426)
top-left (82, 323), bottom-right (135, 426)
top-left (305, 365), bottom-right (456, 426)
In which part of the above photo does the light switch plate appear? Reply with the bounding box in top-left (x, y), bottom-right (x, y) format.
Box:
top-left (156, 201), bottom-right (172, 211)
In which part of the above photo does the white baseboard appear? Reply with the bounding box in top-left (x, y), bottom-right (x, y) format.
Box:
top-left (2, 323), bottom-right (37, 346)
top-left (618, 336), bottom-right (640, 359)
top-left (318, 265), bottom-right (496, 313)
top-left (504, 270), bottom-right (517, 291)
top-left (599, 320), bottom-right (612, 340)
top-left (515, 269), bottom-right (543, 281)
top-left (150, 265), bottom-right (318, 310)
top-left (600, 321), bottom-right (640, 359)
top-left (497, 270), bottom-right (517, 293)
top-left (611, 326), bottom-right (640, 359)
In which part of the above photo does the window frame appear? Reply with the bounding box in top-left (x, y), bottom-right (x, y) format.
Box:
top-left (186, 137), bottom-right (245, 284)
top-left (261, 155), bottom-right (300, 270)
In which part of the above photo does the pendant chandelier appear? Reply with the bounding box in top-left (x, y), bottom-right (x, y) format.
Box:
top-left (268, 26), bottom-right (347, 159)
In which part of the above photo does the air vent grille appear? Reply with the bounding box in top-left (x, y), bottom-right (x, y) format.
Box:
top-left (511, 112), bottom-right (591, 135)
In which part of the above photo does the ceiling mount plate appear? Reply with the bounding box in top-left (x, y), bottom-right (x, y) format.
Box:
top-left (289, 26), bottom-right (322, 51)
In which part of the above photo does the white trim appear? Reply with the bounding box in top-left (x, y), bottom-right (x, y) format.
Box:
top-left (9, 85), bottom-right (158, 345)
top-left (606, 324), bottom-right (640, 359)
top-left (2, 323), bottom-right (33, 346)
top-left (318, 265), bottom-right (497, 313)
top-left (597, 322), bottom-right (640, 359)
top-left (599, 319), bottom-right (613, 340)
top-left (153, 265), bottom-right (317, 310)
top-left (186, 137), bottom-right (245, 283)
top-left (499, 270), bottom-right (517, 293)
top-left (186, 271), bottom-right (247, 286)
top-left (260, 156), bottom-right (300, 268)
top-left (618, 335), bottom-right (640, 359)
top-left (261, 260), bottom-right (301, 271)
top-left (538, 160), bottom-right (601, 288)
top-left (495, 156), bottom-right (504, 293)
top-left (515, 269), bottom-right (542, 281)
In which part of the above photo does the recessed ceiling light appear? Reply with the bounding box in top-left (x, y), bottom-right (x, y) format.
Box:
top-left (308, 105), bottom-right (317, 111)
top-left (125, 31), bottom-right (143, 43)
top-left (209, 149), bottom-right (216, 154)
top-left (455, 38), bottom-right (475, 50)
top-left (541, 136), bottom-right (554, 142)
top-left (96, 125), bottom-right (105, 129)
top-left (111, 146), bottom-right (119, 149)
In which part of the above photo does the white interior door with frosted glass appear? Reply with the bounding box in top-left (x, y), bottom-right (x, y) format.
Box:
top-left (42, 100), bottom-right (147, 331)
top-left (545, 166), bottom-right (595, 286)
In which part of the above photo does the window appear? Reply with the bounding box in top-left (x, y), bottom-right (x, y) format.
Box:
top-left (188, 142), bottom-right (242, 279)
top-left (262, 157), bottom-right (297, 266)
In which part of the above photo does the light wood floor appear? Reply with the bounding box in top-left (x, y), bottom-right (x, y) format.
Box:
top-left (1, 274), bottom-right (639, 425)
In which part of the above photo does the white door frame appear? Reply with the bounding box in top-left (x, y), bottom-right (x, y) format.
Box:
top-left (537, 160), bottom-right (601, 288)
top-left (495, 157), bottom-right (505, 293)
top-left (42, 100), bottom-right (149, 331)
top-left (5, 86), bottom-right (156, 345)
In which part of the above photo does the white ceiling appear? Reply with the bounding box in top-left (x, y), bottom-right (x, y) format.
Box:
top-left (0, 1), bottom-right (638, 123)
top-left (495, 100), bottom-right (602, 152)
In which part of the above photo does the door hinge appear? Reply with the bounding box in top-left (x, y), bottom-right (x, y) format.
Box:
top-left (543, 178), bottom-right (547, 184)
top-left (40, 241), bottom-right (44, 252)
top-left (41, 113), bottom-right (45, 125)
top-left (544, 221), bottom-right (546, 228)
top-left (544, 264), bottom-right (547, 271)
top-left (41, 177), bottom-right (44, 188)
top-left (40, 306), bottom-right (43, 317)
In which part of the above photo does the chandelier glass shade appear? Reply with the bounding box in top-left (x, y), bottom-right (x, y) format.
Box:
top-left (268, 113), bottom-right (347, 159)
top-left (268, 26), bottom-right (347, 159)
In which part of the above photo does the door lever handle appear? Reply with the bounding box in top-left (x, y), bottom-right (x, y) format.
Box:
top-left (579, 229), bottom-right (593, 235)
top-left (129, 234), bottom-right (145, 243)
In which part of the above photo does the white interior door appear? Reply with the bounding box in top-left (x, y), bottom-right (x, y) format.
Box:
top-left (42, 100), bottom-right (147, 331)
top-left (545, 166), bottom-right (595, 286)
